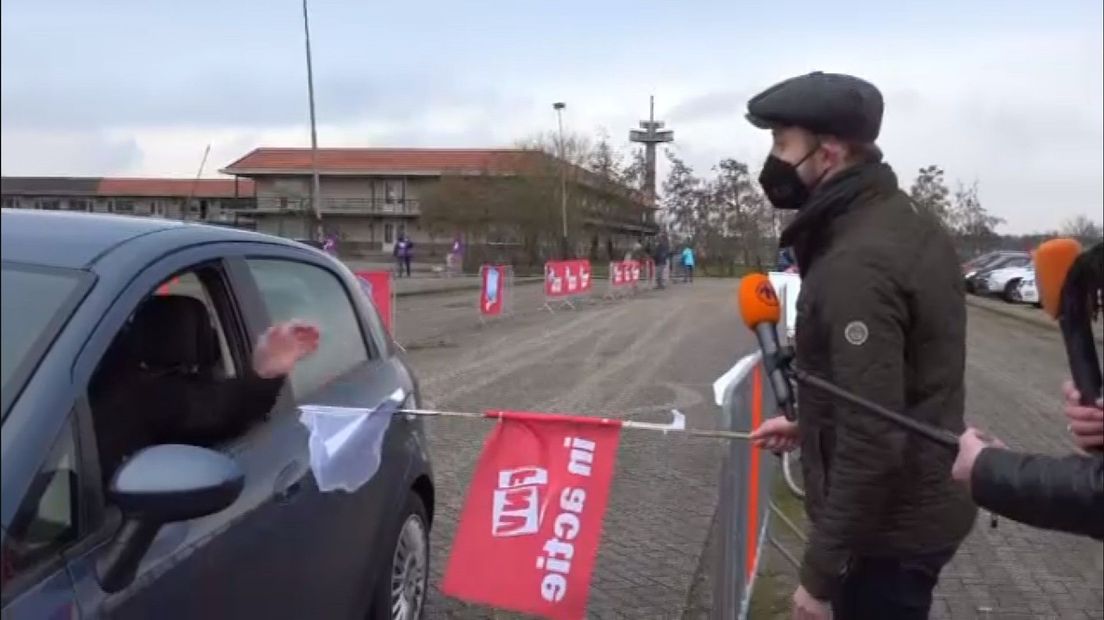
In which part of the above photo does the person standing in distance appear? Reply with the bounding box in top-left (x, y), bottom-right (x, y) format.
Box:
top-left (746, 72), bottom-right (976, 620)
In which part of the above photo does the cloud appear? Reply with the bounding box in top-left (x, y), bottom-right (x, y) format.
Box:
top-left (2, 1), bottom-right (1100, 234)
top-left (0, 129), bottom-right (142, 176)
top-left (667, 91), bottom-right (750, 125)
top-left (0, 68), bottom-right (525, 131)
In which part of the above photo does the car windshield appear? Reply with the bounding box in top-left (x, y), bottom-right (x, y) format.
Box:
top-left (1, 263), bottom-right (89, 415)
top-left (983, 255), bottom-right (1027, 270)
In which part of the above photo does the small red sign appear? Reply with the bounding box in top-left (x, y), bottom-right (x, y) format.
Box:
top-left (481, 265), bottom-right (505, 317)
top-left (611, 260), bottom-right (640, 287)
top-left (545, 260), bottom-right (592, 298)
top-left (354, 270), bottom-right (393, 334)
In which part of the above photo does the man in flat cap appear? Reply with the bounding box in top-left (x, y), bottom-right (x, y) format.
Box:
top-left (748, 72), bottom-right (976, 620)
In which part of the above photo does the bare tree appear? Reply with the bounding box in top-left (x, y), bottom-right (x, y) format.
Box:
top-left (1060, 214), bottom-right (1104, 243)
top-left (661, 150), bottom-right (704, 239)
top-left (589, 129), bottom-right (623, 182)
top-left (909, 165), bottom-right (953, 228)
top-left (620, 147), bottom-right (647, 192)
top-left (950, 181), bottom-right (1004, 257)
top-left (421, 131), bottom-right (650, 266)
top-left (712, 158), bottom-right (771, 268)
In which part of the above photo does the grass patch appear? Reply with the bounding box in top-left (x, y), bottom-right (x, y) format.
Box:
top-left (747, 474), bottom-right (808, 619)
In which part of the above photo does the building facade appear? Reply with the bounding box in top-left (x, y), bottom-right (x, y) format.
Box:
top-left (221, 147), bottom-right (657, 257)
top-left (0, 177), bottom-right (256, 225)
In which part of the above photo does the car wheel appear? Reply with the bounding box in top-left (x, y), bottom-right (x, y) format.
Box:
top-left (1003, 279), bottom-right (1021, 303)
top-left (370, 493), bottom-right (430, 620)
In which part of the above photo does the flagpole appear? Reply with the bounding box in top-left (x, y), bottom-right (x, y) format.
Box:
top-left (397, 408), bottom-right (753, 441)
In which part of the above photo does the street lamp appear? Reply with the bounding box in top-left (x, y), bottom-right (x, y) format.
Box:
top-left (553, 102), bottom-right (568, 258)
top-left (302, 0), bottom-right (323, 241)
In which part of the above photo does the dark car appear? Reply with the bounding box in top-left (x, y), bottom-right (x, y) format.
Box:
top-left (1, 209), bottom-right (433, 619)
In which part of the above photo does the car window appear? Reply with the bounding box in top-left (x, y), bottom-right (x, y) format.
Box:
top-left (155, 272), bottom-right (237, 378)
top-left (1, 419), bottom-right (79, 596)
top-left (246, 259), bottom-right (370, 396)
top-left (87, 265), bottom-right (249, 485)
top-left (1, 264), bottom-right (89, 416)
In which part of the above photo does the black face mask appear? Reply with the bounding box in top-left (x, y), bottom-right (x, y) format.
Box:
top-left (758, 145), bottom-right (820, 210)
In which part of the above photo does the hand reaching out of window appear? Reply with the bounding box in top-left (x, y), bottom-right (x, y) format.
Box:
top-left (253, 320), bottom-right (321, 379)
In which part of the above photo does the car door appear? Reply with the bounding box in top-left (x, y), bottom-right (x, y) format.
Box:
top-left (62, 245), bottom-right (318, 619)
top-left (234, 253), bottom-right (418, 618)
top-left (1, 416), bottom-right (83, 620)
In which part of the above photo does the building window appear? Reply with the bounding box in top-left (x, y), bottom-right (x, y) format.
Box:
top-left (2, 197), bottom-right (15, 209)
top-left (384, 180), bottom-right (403, 204)
top-left (113, 200), bottom-right (135, 214)
top-left (36, 199), bottom-right (61, 211)
top-left (67, 199), bottom-right (89, 212)
top-left (384, 223), bottom-right (394, 244)
top-left (279, 197), bottom-right (289, 210)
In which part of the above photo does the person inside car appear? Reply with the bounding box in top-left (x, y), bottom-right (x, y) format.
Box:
top-left (90, 294), bottom-right (320, 482)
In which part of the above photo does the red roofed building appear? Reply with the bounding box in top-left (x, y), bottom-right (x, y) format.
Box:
top-left (221, 147), bottom-right (657, 256)
top-left (1, 176), bottom-right (255, 224)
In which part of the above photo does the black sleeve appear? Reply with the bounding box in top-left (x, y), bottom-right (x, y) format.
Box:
top-left (971, 448), bottom-right (1104, 540)
top-left (156, 373), bottom-right (286, 446)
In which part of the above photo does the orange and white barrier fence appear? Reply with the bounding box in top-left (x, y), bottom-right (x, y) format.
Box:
top-left (712, 351), bottom-right (787, 620)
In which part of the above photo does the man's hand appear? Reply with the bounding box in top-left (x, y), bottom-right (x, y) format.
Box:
top-left (952, 428), bottom-right (1006, 490)
top-left (1062, 380), bottom-right (1104, 451)
top-left (791, 585), bottom-right (830, 620)
top-left (750, 416), bottom-right (800, 452)
top-left (253, 320), bottom-right (321, 379)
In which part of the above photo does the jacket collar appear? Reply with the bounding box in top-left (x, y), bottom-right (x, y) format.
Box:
top-left (780, 162), bottom-right (899, 276)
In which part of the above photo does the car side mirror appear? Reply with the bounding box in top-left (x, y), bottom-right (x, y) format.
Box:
top-left (96, 444), bottom-right (244, 593)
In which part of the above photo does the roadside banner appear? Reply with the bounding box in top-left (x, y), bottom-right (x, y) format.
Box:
top-left (543, 259), bottom-right (592, 311)
top-left (480, 264), bottom-right (513, 321)
top-left (604, 260), bottom-right (641, 299)
top-left (354, 270), bottom-right (395, 335)
top-left (442, 411), bottom-right (620, 620)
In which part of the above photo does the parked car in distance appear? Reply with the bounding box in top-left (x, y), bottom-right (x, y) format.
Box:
top-left (1, 209), bottom-right (433, 620)
top-left (1016, 272), bottom-right (1041, 307)
top-left (964, 252), bottom-right (1031, 294)
top-left (979, 264), bottom-right (1034, 302)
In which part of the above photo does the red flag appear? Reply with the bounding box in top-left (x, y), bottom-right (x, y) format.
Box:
top-left (442, 411), bottom-right (621, 620)
top-left (354, 271), bottom-right (393, 334)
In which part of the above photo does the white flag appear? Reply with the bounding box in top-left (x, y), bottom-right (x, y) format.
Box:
top-left (298, 389), bottom-right (404, 493)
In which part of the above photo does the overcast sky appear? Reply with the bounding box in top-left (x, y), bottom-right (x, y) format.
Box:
top-left (2, 0), bottom-right (1101, 233)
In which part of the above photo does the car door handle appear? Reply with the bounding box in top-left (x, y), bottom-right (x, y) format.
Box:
top-left (274, 462), bottom-right (305, 504)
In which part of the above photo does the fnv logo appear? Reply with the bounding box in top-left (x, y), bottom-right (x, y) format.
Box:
top-left (491, 467), bottom-right (549, 537)
top-left (755, 280), bottom-right (779, 307)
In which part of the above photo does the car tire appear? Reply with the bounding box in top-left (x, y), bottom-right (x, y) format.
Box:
top-left (1003, 279), bottom-right (1021, 303)
top-left (369, 492), bottom-right (430, 620)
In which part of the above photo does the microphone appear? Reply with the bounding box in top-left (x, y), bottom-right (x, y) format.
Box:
top-left (737, 274), bottom-right (797, 420)
top-left (1035, 238), bottom-right (1103, 408)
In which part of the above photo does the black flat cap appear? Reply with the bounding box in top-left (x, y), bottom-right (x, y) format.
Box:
top-left (746, 72), bottom-right (884, 143)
